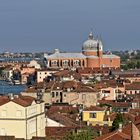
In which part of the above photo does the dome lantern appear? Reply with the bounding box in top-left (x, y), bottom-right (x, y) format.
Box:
top-left (88, 32), bottom-right (93, 40)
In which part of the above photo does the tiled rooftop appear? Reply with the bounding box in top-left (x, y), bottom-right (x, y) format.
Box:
top-left (0, 95), bottom-right (35, 107)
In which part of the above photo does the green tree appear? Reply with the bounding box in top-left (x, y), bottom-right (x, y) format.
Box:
top-left (127, 61), bottom-right (136, 69)
top-left (63, 129), bottom-right (97, 140)
top-left (111, 113), bottom-right (126, 131)
top-left (121, 64), bottom-right (128, 70)
top-left (136, 61), bottom-right (140, 68)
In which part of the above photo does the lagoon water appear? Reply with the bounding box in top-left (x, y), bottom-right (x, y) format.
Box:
top-left (0, 80), bottom-right (26, 95)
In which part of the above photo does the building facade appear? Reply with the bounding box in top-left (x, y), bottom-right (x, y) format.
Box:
top-left (0, 95), bottom-right (45, 139)
top-left (44, 32), bottom-right (120, 69)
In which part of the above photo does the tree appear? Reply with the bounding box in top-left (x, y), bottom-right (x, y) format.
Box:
top-left (111, 113), bottom-right (126, 131)
top-left (136, 61), bottom-right (140, 68)
top-left (63, 128), bottom-right (97, 140)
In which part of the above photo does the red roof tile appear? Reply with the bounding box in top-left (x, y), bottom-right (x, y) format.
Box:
top-left (84, 106), bottom-right (106, 111)
top-left (0, 95), bottom-right (35, 107)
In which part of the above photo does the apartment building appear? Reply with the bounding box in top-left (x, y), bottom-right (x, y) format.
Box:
top-left (0, 95), bottom-right (45, 139)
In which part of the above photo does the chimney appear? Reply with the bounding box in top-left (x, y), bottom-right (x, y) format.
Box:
top-left (108, 117), bottom-right (110, 122)
top-left (118, 123), bottom-right (123, 132)
top-left (8, 93), bottom-right (14, 100)
top-left (36, 91), bottom-right (43, 103)
top-left (106, 111), bottom-right (110, 115)
top-left (99, 130), bottom-right (102, 136)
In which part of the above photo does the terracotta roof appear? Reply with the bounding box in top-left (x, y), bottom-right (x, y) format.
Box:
top-left (104, 112), bottom-right (117, 121)
top-left (104, 112), bottom-right (136, 122)
top-left (125, 83), bottom-right (140, 90)
top-left (76, 67), bottom-right (114, 75)
top-left (98, 100), bottom-right (130, 108)
top-left (0, 95), bottom-right (35, 107)
top-left (24, 87), bottom-right (37, 93)
top-left (0, 136), bottom-right (24, 140)
top-left (110, 102), bottom-right (130, 108)
top-left (0, 136), bottom-right (15, 140)
top-left (134, 119), bottom-right (140, 130)
top-left (0, 96), bottom-right (9, 106)
top-left (53, 70), bottom-right (70, 76)
top-left (46, 105), bottom-right (78, 114)
top-left (95, 131), bottom-right (131, 140)
top-left (84, 106), bottom-right (106, 111)
top-left (95, 80), bottom-right (124, 90)
top-left (47, 112), bottom-right (80, 127)
top-left (129, 109), bottom-right (140, 115)
top-left (45, 80), bottom-right (98, 93)
top-left (45, 126), bottom-right (77, 139)
top-left (31, 137), bottom-right (45, 140)
top-left (63, 81), bottom-right (78, 89)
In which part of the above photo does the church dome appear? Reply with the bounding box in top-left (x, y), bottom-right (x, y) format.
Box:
top-left (82, 32), bottom-right (99, 51)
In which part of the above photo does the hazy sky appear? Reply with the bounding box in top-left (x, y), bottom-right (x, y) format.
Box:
top-left (0, 0), bottom-right (140, 52)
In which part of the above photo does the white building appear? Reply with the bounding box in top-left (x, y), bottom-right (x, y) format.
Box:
top-left (2, 68), bottom-right (13, 81)
top-left (27, 60), bottom-right (41, 69)
top-left (37, 70), bottom-right (57, 83)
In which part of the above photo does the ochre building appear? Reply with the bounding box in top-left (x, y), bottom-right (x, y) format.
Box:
top-left (44, 32), bottom-right (120, 69)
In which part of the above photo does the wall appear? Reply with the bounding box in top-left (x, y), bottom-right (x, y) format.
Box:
top-left (83, 111), bottom-right (105, 126)
top-left (0, 100), bottom-right (45, 139)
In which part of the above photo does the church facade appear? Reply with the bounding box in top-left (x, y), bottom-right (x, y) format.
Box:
top-left (44, 32), bottom-right (120, 69)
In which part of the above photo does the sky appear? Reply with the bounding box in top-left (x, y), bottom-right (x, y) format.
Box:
top-left (0, 0), bottom-right (140, 53)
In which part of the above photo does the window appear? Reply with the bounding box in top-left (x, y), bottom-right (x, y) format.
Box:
top-left (74, 60), bottom-right (79, 65)
top-left (52, 60), bottom-right (57, 65)
top-left (52, 92), bottom-right (55, 97)
top-left (56, 92), bottom-right (58, 96)
top-left (63, 60), bottom-right (68, 65)
top-left (89, 113), bottom-right (96, 118)
top-left (82, 94), bottom-right (86, 100)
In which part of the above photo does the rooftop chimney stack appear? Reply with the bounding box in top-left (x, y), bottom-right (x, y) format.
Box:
top-left (8, 93), bottom-right (14, 100)
top-left (118, 123), bottom-right (123, 132)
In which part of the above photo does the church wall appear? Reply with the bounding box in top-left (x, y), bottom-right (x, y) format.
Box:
top-left (101, 58), bottom-right (120, 68)
top-left (47, 58), bottom-right (87, 68)
top-left (86, 57), bottom-right (120, 68)
top-left (86, 58), bottom-right (100, 68)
